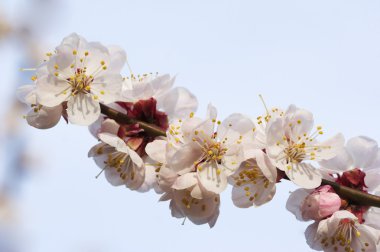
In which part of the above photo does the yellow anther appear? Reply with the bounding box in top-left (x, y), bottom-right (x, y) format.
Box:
top-left (84, 51), bottom-right (89, 56)
top-left (100, 60), bottom-right (105, 65)
top-left (216, 169), bottom-right (221, 175)
top-left (297, 120), bottom-right (301, 124)
top-left (189, 112), bottom-right (194, 118)
top-left (102, 66), bottom-right (107, 70)
top-left (54, 64), bottom-right (59, 70)
top-left (31, 75), bottom-right (37, 81)
top-left (100, 90), bottom-right (105, 95)
top-left (73, 50), bottom-right (77, 55)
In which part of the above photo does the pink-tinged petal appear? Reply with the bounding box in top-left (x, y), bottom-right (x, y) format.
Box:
top-left (197, 163), bottom-right (228, 194)
top-left (286, 189), bottom-right (309, 221)
top-left (26, 105), bottom-right (63, 129)
top-left (145, 140), bottom-right (167, 164)
top-left (285, 163), bottom-right (322, 189)
top-left (156, 87), bottom-right (198, 118)
top-left (319, 148), bottom-right (353, 172)
top-left (301, 190), bottom-right (341, 221)
top-left (100, 119), bottom-right (120, 135)
top-left (67, 93), bottom-right (100, 126)
top-left (347, 136), bottom-right (379, 169)
top-left (172, 173), bottom-right (198, 190)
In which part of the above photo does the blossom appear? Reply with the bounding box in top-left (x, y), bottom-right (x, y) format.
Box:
top-left (266, 104), bottom-right (344, 189)
top-left (88, 120), bottom-right (145, 190)
top-left (16, 84), bottom-right (63, 129)
top-left (229, 149), bottom-right (277, 208)
top-left (166, 105), bottom-right (257, 197)
top-left (35, 33), bottom-right (126, 125)
top-left (305, 211), bottom-right (380, 252)
top-left (145, 139), bottom-right (220, 227)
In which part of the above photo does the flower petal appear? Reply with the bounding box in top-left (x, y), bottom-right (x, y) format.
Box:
top-left (346, 136), bottom-right (378, 169)
top-left (285, 163), bottom-right (322, 189)
top-left (67, 93), bottom-right (100, 126)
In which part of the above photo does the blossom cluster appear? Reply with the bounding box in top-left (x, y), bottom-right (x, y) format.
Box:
top-left (17, 33), bottom-right (380, 251)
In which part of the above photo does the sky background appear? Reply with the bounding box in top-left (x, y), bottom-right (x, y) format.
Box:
top-left (1, 0), bottom-right (380, 251)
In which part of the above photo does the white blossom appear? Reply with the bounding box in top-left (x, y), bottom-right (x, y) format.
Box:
top-left (16, 84), bottom-right (62, 129)
top-left (266, 104), bottom-right (344, 189)
top-left (229, 149), bottom-right (277, 208)
top-left (88, 120), bottom-right (145, 190)
top-left (35, 33), bottom-right (126, 125)
top-left (305, 211), bottom-right (380, 252)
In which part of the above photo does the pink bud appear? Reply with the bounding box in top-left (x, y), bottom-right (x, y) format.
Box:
top-left (301, 185), bottom-right (341, 221)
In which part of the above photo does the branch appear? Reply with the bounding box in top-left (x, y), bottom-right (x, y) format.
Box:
top-left (321, 179), bottom-right (380, 208)
top-left (99, 103), bottom-right (166, 137)
top-left (100, 103), bottom-right (380, 208)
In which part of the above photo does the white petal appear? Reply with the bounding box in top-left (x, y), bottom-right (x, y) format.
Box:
top-left (169, 143), bottom-right (202, 173)
top-left (316, 133), bottom-right (345, 160)
top-left (107, 45), bottom-right (126, 73)
top-left (26, 105), bottom-right (62, 129)
top-left (145, 140), bottom-right (167, 164)
top-left (172, 173), bottom-right (198, 190)
top-left (347, 136), bottom-right (379, 169)
top-left (285, 105), bottom-right (314, 139)
top-left (91, 74), bottom-right (123, 103)
top-left (285, 163), bottom-right (322, 189)
top-left (305, 222), bottom-right (323, 251)
top-left (67, 94), bottom-right (100, 126)
top-left (36, 73), bottom-right (70, 107)
top-left (366, 149), bottom-right (380, 171)
top-left (319, 148), bottom-right (354, 172)
top-left (98, 133), bottom-right (126, 150)
top-left (16, 85), bottom-right (36, 104)
top-left (197, 163), bottom-right (228, 194)
top-left (286, 189), bottom-right (309, 221)
top-left (100, 119), bottom-right (120, 135)
top-left (206, 103), bottom-right (217, 120)
top-left (156, 87), bottom-right (198, 118)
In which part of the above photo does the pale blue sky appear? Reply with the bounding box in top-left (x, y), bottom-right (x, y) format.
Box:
top-left (2, 0), bottom-right (380, 251)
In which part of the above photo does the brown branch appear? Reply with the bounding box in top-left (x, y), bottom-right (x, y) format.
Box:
top-left (99, 103), bottom-right (166, 137)
top-left (321, 179), bottom-right (380, 208)
top-left (100, 102), bottom-right (380, 208)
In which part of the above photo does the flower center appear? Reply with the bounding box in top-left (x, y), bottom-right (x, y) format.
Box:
top-left (285, 142), bottom-right (306, 163)
top-left (204, 142), bottom-right (227, 163)
top-left (320, 218), bottom-right (370, 252)
top-left (68, 68), bottom-right (94, 96)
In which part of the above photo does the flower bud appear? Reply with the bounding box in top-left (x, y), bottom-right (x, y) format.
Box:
top-left (301, 185), bottom-right (341, 221)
